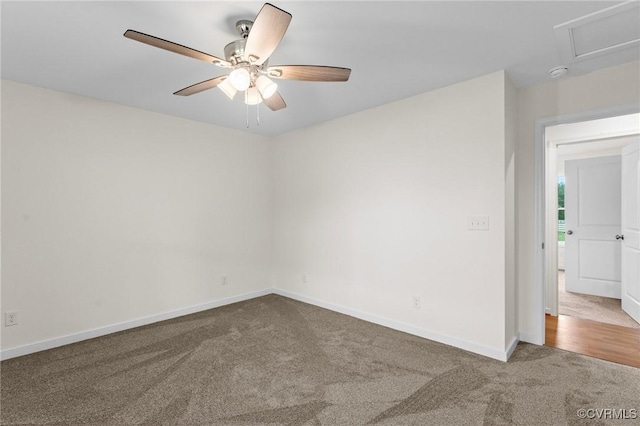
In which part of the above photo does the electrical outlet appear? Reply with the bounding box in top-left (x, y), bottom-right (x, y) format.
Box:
top-left (468, 216), bottom-right (490, 230)
top-left (412, 297), bottom-right (421, 309)
top-left (221, 275), bottom-right (228, 286)
top-left (5, 311), bottom-right (18, 327)
top-left (302, 274), bottom-right (307, 283)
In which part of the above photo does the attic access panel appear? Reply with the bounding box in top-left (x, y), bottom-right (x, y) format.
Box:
top-left (554, 1), bottom-right (640, 62)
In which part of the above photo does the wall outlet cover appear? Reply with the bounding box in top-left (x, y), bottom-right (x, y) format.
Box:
top-left (412, 297), bottom-right (421, 309)
top-left (5, 311), bottom-right (18, 327)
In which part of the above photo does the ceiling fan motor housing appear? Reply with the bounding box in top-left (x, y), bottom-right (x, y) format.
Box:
top-left (224, 39), bottom-right (246, 63)
top-left (224, 21), bottom-right (270, 70)
top-left (224, 38), bottom-right (270, 68)
top-left (223, 20), bottom-right (254, 64)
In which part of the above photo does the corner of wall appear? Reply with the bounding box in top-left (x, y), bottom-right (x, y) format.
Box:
top-left (504, 72), bottom-right (518, 349)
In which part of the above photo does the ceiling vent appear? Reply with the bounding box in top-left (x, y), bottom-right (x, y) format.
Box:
top-left (554, 1), bottom-right (640, 63)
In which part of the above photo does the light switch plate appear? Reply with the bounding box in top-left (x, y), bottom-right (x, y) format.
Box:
top-left (468, 216), bottom-right (489, 230)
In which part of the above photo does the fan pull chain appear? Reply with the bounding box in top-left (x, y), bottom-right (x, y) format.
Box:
top-left (243, 92), bottom-right (261, 128)
top-left (246, 101), bottom-right (249, 128)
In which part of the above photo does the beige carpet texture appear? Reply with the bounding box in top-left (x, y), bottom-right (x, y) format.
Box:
top-left (2, 294), bottom-right (639, 425)
top-left (558, 271), bottom-right (640, 329)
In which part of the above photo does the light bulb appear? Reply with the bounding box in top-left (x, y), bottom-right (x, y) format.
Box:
top-left (217, 78), bottom-right (237, 100)
top-left (229, 68), bottom-right (250, 91)
top-left (245, 87), bottom-right (262, 105)
top-left (255, 75), bottom-right (277, 99)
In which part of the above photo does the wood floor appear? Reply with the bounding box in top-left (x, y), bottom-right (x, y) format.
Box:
top-left (546, 314), bottom-right (640, 368)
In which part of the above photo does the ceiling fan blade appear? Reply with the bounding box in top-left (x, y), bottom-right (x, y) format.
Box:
top-left (124, 30), bottom-right (230, 67)
top-left (174, 76), bottom-right (227, 96)
top-left (244, 3), bottom-right (292, 65)
top-left (266, 65), bottom-right (351, 82)
top-left (263, 91), bottom-right (286, 111)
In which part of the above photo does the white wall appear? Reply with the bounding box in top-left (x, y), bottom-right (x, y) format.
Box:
top-left (10, 60), bottom-right (636, 360)
top-left (4, 60), bottom-right (637, 360)
top-left (2, 72), bottom-right (518, 361)
top-left (1, 80), bottom-right (273, 352)
top-left (272, 71), bottom-right (514, 358)
top-left (517, 61), bottom-right (640, 342)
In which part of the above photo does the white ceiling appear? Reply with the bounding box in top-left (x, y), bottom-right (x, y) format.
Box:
top-left (2, 1), bottom-right (638, 137)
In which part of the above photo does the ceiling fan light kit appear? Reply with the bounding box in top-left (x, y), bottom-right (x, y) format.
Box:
top-left (217, 78), bottom-right (237, 100)
top-left (229, 67), bottom-right (251, 92)
top-left (245, 87), bottom-right (263, 105)
top-left (123, 2), bottom-right (351, 124)
top-left (255, 75), bottom-right (277, 99)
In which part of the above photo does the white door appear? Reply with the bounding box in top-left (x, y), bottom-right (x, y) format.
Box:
top-left (565, 156), bottom-right (622, 298)
top-left (621, 142), bottom-right (640, 324)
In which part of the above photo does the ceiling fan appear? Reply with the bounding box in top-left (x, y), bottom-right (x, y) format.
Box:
top-left (124, 3), bottom-right (351, 112)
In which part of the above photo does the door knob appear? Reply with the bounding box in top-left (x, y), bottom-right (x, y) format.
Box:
top-left (566, 230), bottom-right (573, 235)
top-left (616, 234), bottom-right (624, 240)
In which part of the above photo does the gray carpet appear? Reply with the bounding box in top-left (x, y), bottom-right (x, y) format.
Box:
top-left (2, 294), bottom-right (639, 425)
top-left (558, 271), bottom-right (640, 329)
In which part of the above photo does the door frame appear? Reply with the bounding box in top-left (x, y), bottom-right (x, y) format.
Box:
top-left (532, 103), bottom-right (640, 345)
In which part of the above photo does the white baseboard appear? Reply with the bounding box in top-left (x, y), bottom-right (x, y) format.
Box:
top-left (519, 331), bottom-right (544, 346)
top-left (272, 288), bottom-right (513, 362)
top-left (1, 287), bottom-right (525, 363)
top-left (0, 288), bottom-right (272, 361)
top-left (505, 334), bottom-right (520, 360)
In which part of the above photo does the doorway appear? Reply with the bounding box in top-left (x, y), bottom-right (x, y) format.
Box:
top-left (551, 133), bottom-right (639, 327)
top-left (538, 110), bottom-right (640, 367)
